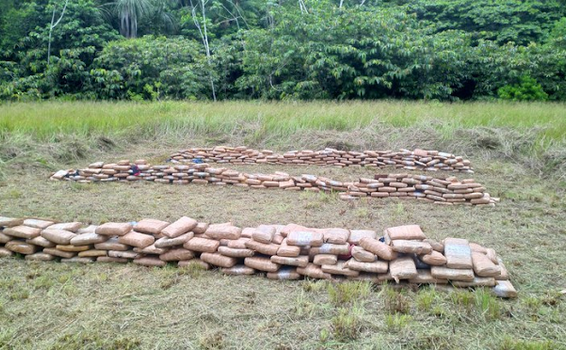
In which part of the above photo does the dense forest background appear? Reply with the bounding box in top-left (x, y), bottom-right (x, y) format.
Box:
top-left (1, 0), bottom-right (565, 101)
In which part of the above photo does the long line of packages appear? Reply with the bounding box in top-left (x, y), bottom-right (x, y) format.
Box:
top-left (0, 216), bottom-right (516, 298)
top-left (170, 147), bottom-right (474, 173)
top-left (50, 161), bottom-right (497, 206)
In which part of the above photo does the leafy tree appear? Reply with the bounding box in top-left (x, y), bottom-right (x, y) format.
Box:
top-left (0, 0), bottom-right (120, 100)
top-left (0, 0), bottom-right (49, 58)
top-left (100, 0), bottom-right (175, 38)
top-left (91, 36), bottom-right (211, 99)
top-left (409, 0), bottom-right (565, 46)
top-left (464, 41), bottom-right (566, 100)
top-left (237, 0), bottom-right (470, 100)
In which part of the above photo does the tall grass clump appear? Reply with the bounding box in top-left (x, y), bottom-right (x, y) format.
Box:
top-left (1, 100), bottom-right (565, 144)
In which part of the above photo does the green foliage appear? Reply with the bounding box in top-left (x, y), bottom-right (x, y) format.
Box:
top-left (330, 307), bottom-right (363, 342)
top-left (0, 0), bottom-right (120, 100)
top-left (238, 1), bottom-right (471, 100)
top-left (548, 17), bottom-right (566, 49)
top-left (327, 281), bottom-right (371, 306)
top-left (466, 41), bottom-right (566, 100)
top-left (0, 0), bottom-right (565, 101)
top-left (498, 76), bottom-right (549, 101)
top-left (409, 0), bottom-right (565, 45)
top-left (91, 36), bottom-right (211, 100)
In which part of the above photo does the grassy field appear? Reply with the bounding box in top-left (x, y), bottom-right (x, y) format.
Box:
top-left (1, 101), bottom-right (565, 349)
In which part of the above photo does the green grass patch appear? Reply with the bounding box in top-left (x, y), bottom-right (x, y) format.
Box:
top-left (1, 100), bottom-right (564, 143)
top-left (327, 281), bottom-right (372, 306)
top-left (330, 307), bottom-right (364, 342)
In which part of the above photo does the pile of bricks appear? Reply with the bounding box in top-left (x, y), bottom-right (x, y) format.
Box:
top-left (0, 216), bottom-right (516, 298)
top-left (170, 147), bottom-right (474, 173)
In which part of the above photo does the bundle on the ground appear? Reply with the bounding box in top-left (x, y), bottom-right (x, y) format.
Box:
top-left (170, 147), bottom-right (474, 173)
top-left (0, 216), bottom-right (516, 298)
top-left (50, 164), bottom-right (496, 206)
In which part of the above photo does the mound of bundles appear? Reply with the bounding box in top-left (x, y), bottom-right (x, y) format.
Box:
top-left (0, 216), bottom-right (516, 298)
top-left (50, 162), bottom-right (497, 206)
top-left (169, 146), bottom-right (474, 173)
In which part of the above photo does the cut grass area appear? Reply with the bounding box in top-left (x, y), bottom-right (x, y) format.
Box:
top-left (0, 101), bottom-right (565, 349)
top-left (0, 157), bottom-right (565, 349)
top-left (0, 260), bottom-right (563, 349)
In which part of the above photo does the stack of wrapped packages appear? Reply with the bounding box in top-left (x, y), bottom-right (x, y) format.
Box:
top-left (50, 162), bottom-right (497, 206)
top-left (0, 216), bottom-right (516, 298)
top-left (170, 147), bottom-right (474, 173)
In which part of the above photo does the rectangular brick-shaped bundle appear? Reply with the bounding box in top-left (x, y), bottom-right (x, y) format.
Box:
top-left (221, 265), bottom-right (256, 276)
top-left (391, 240), bottom-right (432, 255)
top-left (271, 255), bottom-right (309, 267)
top-left (41, 229), bottom-right (77, 245)
top-left (3, 226), bottom-right (41, 239)
top-left (444, 238), bottom-right (473, 269)
top-left (472, 252), bottom-right (502, 277)
top-left (155, 232), bottom-right (193, 248)
top-left (389, 256), bottom-right (417, 283)
top-left (201, 252), bottom-right (238, 268)
top-left (310, 243), bottom-right (350, 255)
top-left (321, 261), bottom-right (360, 277)
top-left (226, 237), bottom-right (250, 249)
top-left (277, 239), bottom-right (301, 257)
top-left (205, 223), bottom-right (241, 240)
top-left (161, 216), bottom-right (197, 238)
top-left (118, 231), bottom-right (155, 248)
top-left (384, 225), bottom-right (426, 242)
top-left (135, 219), bottom-right (170, 235)
top-left (245, 240), bottom-right (280, 255)
top-left (244, 256), bottom-right (280, 272)
top-left (218, 246), bottom-right (255, 258)
top-left (0, 217), bottom-right (24, 227)
top-left (348, 230), bottom-right (376, 244)
top-left (27, 236), bottom-right (55, 248)
top-left (159, 248), bottom-right (195, 261)
top-left (359, 237), bottom-right (397, 261)
top-left (23, 219), bottom-right (54, 229)
top-left (0, 232), bottom-right (12, 244)
top-left (251, 225), bottom-right (276, 244)
top-left (267, 267), bottom-right (301, 280)
top-left (351, 246), bottom-right (377, 262)
top-left (420, 251), bottom-right (447, 266)
top-left (183, 237), bottom-right (219, 253)
top-left (49, 222), bottom-right (82, 232)
top-left (345, 259), bottom-right (388, 273)
top-left (296, 263), bottom-right (332, 280)
top-left (6, 241), bottom-right (37, 255)
top-left (95, 223), bottom-right (133, 236)
top-left (321, 228), bottom-right (350, 244)
top-left (493, 280), bottom-right (518, 298)
top-left (286, 231), bottom-right (324, 247)
top-left (95, 238), bottom-right (128, 251)
top-left (313, 254), bottom-right (338, 265)
top-left (134, 257), bottom-right (166, 267)
top-left (431, 266), bottom-right (474, 281)
top-left (409, 270), bottom-right (448, 284)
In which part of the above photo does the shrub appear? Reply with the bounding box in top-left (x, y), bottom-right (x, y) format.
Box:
top-left (498, 76), bottom-right (548, 101)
